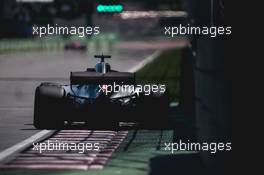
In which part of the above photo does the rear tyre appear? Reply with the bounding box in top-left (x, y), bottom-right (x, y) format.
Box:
top-left (138, 87), bottom-right (169, 129)
top-left (34, 83), bottom-right (65, 129)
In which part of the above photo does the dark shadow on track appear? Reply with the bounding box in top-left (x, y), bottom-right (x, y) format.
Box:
top-left (23, 123), bottom-right (33, 126)
top-left (149, 154), bottom-right (207, 175)
top-left (30, 106), bottom-right (185, 131)
top-left (123, 129), bottom-right (138, 152)
top-left (148, 106), bottom-right (207, 175)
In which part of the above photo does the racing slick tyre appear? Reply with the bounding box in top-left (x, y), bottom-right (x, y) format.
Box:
top-left (138, 88), bottom-right (169, 129)
top-left (33, 83), bottom-right (65, 129)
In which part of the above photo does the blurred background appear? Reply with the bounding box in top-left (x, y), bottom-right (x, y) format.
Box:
top-left (0, 0), bottom-right (185, 53)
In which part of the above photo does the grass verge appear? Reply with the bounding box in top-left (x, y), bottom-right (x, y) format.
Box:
top-left (136, 49), bottom-right (181, 102)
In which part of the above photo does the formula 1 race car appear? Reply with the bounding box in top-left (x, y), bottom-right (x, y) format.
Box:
top-left (64, 40), bottom-right (87, 51)
top-left (33, 55), bottom-right (169, 129)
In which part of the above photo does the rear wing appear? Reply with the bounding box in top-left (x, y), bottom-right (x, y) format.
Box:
top-left (94, 54), bottom-right (111, 62)
top-left (70, 71), bottom-right (135, 85)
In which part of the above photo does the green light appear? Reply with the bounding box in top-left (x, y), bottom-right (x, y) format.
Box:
top-left (96, 5), bottom-right (123, 13)
top-left (97, 5), bottom-right (104, 12)
top-left (116, 5), bottom-right (123, 12)
top-left (105, 6), bottom-right (111, 12)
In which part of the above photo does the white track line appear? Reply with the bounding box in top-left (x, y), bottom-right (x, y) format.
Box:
top-left (128, 50), bottom-right (161, 73)
top-left (0, 130), bottom-right (53, 163)
top-left (0, 51), bottom-right (161, 164)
